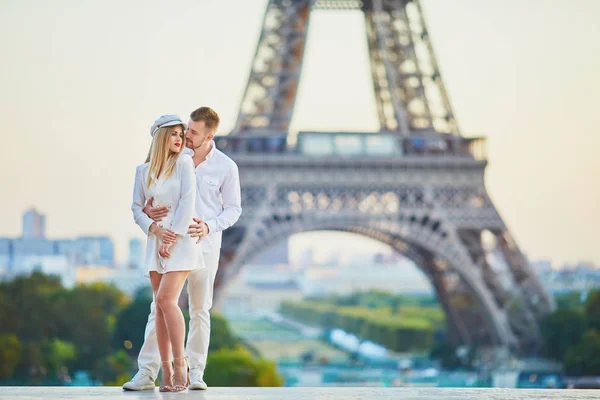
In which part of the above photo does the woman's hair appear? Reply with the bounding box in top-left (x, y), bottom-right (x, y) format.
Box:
top-left (145, 125), bottom-right (184, 187)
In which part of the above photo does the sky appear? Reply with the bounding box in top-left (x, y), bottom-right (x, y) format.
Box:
top-left (0, 0), bottom-right (599, 267)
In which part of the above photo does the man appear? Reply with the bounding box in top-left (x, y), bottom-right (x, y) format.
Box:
top-left (124, 106), bottom-right (242, 390)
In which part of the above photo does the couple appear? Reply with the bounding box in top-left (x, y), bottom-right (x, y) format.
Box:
top-left (127, 107), bottom-right (242, 392)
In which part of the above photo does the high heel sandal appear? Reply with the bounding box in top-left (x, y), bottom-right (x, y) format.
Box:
top-left (159, 360), bottom-right (174, 392)
top-left (171, 357), bottom-right (190, 392)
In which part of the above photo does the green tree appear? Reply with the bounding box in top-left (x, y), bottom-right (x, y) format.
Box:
top-left (255, 358), bottom-right (284, 387)
top-left (43, 339), bottom-right (76, 376)
top-left (209, 314), bottom-right (239, 351)
top-left (564, 330), bottom-right (600, 376)
top-left (0, 273), bottom-right (63, 341)
top-left (96, 349), bottom-right (133, 386)
top-left (204, 347), bottom-right (282, 387)
top-left (584, 289), bottom-right (600, 331)
top-left (56, 282), bottom-right (129, 374)
top-left (0, 334), bottom-right (22, 379)
top-left (113, 291), bottom-right (152, 355)
top-left (390, 297), bottom-right (402, 315)
top-left (15, 341), bottom-right (46, 383)
top-left (555, 291), bottom-right (584, 311)
top-left (540, 308), bottom-right (586, 361)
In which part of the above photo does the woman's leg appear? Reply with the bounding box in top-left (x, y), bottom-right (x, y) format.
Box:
top-left (155, 270), bottom-right (191, 388)
top-left (149, 272), bottom-right (173, 387)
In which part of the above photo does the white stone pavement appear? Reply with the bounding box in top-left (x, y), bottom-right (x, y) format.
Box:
top-left (1, 387), bottom-right (600, 400)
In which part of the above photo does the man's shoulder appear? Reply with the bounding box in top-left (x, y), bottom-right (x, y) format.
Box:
top-left (214, 148), bottom-right (238, 171)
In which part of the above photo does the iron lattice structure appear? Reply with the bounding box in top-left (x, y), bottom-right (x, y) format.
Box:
top-left (234, 0), bottom-right (458, 135)
top-left (208, 0), bottom-right (554, 354)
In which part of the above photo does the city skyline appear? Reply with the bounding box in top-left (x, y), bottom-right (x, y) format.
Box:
top-left (4, 206), bottom-right (595, 272)
top-left (1, 0), bottom-right (599, 266)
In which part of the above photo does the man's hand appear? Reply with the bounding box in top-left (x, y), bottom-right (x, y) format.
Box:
top-left (188, 218), bottom-right (209, 244)
top-left (143, 197), bottom-right (169, 222)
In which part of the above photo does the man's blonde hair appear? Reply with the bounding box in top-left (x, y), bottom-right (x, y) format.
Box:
top-left (190, 106), bottom-right (220, 132)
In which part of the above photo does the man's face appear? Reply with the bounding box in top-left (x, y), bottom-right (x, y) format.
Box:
top-left (185, 119), bottom-right (214, 150)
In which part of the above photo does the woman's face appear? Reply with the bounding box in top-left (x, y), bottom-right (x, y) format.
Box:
top-left (168, 126), bottom-right (184, 153)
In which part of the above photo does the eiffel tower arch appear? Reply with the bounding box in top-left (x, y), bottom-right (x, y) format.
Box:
top-left (211, 0), bottom-right (555, 354)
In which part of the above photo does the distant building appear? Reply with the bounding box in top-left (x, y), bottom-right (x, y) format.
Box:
top-left (128, 238), bottom-right (144, 269)
top-left (11, 237), bottom-right (55, 273)
top-left (76, 265), bottom-right (147, 295)
top-left (531, 260), bottom-right (553, 274)
top-left (297, 248), bottom-right (314, 266)
top-left (53, 239), bottom-right (76, 261)
top-left (0, 238), bottom-right (12, 271)
top-left (22, 208), bottom-right (46, 239)
top-left (223, 265), bottom-right (303, 314)
top-left (73, 236), bottom-right (114, 266)
top-left (301, 261), bottom-right (433, 297)
top-left (252, 240), bottom-right (289, 265)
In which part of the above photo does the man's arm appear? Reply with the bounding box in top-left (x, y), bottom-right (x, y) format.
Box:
top-left (131, 167), bottom-right (155, 235)
top-left (204, 163), bottom-right (242, 234)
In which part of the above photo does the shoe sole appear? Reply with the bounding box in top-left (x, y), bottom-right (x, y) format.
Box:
top-left (122, 385), bottom-right (156, 391)
top-left (189, 385), bottom-right (208, 390)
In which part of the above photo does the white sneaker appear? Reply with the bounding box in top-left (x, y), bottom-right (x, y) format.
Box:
top-left (189, 369), bottom-right (208, 390)
top-left (122, 371), bottom-right (156, 391)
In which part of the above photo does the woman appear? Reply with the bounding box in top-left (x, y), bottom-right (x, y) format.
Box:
top-left (131, 114), bottom-right (203, 392)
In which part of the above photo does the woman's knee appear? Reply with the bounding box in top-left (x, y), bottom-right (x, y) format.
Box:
top-left (155, 291), bottom-right (176, 310)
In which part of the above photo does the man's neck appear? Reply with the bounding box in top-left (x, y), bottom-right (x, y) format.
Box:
top-left (192, 141), bottom-right (213, 167)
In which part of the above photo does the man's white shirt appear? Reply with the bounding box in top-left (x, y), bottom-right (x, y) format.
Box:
top-left (183, 141), bottom-right (242, 252)
top-left (132, 141), bottom-right (242, 253)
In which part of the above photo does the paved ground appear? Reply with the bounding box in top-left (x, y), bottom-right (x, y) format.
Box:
top-left (1, 387), bottom-right (599, 399)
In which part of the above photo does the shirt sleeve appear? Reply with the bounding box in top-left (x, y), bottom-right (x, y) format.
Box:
top-left (204, 162), bottom-right (242, 234)
top-left (131, 166), bottom-right (154, 235)
top-left (169, 156), bottom-right (197, 236)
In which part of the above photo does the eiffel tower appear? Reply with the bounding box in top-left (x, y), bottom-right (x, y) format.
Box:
top-left (212, 0), bottom-right (555, 354)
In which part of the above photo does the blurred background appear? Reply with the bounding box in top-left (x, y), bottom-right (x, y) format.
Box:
top-left (1, 0), bottom-right (599, 390)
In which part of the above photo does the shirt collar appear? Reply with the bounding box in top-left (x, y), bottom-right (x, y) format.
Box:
top-left (205, 140), bottom-right (216, 160)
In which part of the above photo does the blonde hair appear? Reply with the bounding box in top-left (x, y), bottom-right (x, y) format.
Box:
top-left (190, 106), bottom-right (220, 132)
top-left (145, 125), bottom-right (185, 187)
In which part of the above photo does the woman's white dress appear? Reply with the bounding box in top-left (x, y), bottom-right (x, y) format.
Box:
top-left (132, 154), bottom-right (204, 276)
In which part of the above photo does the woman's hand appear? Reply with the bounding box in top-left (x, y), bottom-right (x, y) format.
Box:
top-left (152, 225), bottom-right (177, 245)
top-left (159, 242), bottom-right (173, 258)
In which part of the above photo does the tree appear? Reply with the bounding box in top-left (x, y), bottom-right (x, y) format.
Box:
top-left (585, 289), bottom-right (600, 331)
top-left (209, 314), bottom-right (239, 351)
top-left (0, 334), bottom-right (22, 379)
top-left (0, 273), bottom-right (63, 341)
top-left (255, 358), bottom-right (284, 387)
top-left (113, 294), bottom-right (152, 355)
top-left (555, 291), bottom-right (584, 311)
top-left (564, 330), bottom-right (600, 376)
top-left (540, 309), bottom-right (586, 361)
top-left (56, 282), bottom-right (129, 373)
top-left (390, 297), bottom-right (402, 315)
top-left (204, 347), bottom-right (282, 387)
top-left (96, 349), bottom-right (133, 386)
top-left (43, 339), bottom-right (76, 376)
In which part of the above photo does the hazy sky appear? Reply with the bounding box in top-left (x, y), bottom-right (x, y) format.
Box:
top-left (1, 0), bottom-right (599, 266)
